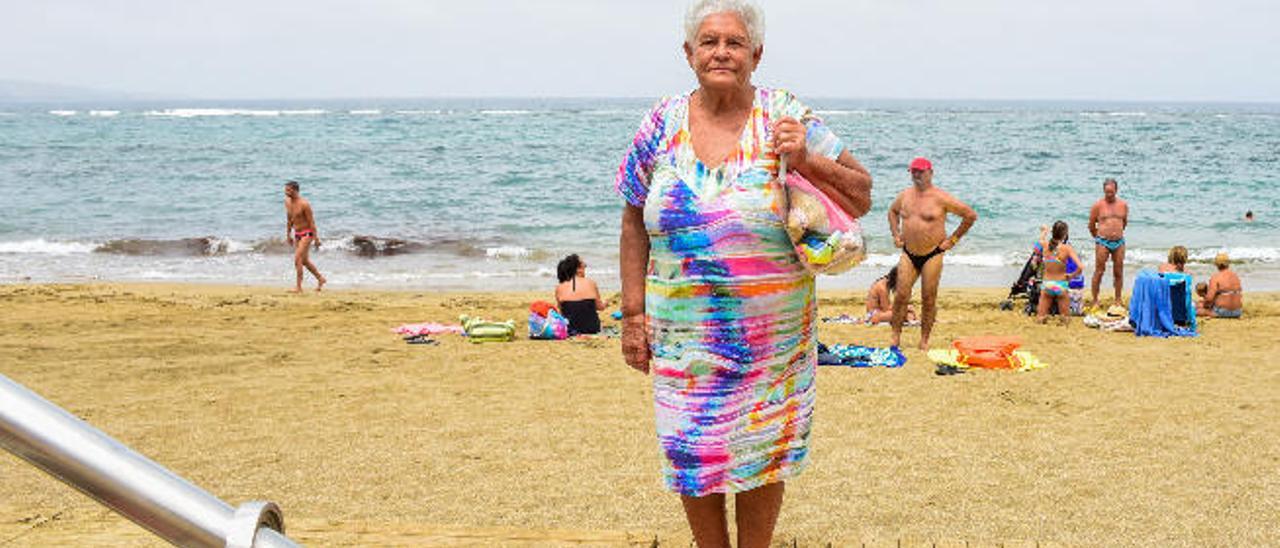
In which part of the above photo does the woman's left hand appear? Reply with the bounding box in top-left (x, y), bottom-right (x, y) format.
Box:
top-left (772, 117), bottom-right (808, 171)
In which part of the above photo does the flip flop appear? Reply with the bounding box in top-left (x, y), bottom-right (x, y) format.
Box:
top-left (934, 364), bottom-right (965, 376)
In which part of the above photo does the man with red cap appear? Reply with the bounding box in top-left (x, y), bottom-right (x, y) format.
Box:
top-left (887, 157), bottom-right (978, 350)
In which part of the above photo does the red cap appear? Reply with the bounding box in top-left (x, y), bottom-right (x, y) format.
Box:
top-left (908, 157), bottom-right (933, 171)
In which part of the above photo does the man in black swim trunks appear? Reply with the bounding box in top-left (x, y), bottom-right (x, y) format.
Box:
top-left (887, 157), bottom-right (978, 350)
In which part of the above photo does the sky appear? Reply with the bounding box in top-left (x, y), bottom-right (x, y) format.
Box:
top-left (2, 0), bottom-right (1277, 102)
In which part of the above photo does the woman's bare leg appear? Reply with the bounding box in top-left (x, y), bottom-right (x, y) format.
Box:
top-left (681, 493), bottom-right (729, 548)
top-left (735, 482), bottom-right (784, 548)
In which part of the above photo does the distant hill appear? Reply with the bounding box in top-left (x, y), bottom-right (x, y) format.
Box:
top-left (0, 79), bottom-right (156, 102)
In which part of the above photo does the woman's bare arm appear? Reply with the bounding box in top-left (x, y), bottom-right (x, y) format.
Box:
top-left (795, 150), bottom-right (873, 218)
top-left (620, 205), bottom-right (651, 373)
top-left (772, 117), bottom-right (872, 218)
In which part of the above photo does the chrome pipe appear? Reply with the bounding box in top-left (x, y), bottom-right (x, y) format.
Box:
top-left (0, 373), bottom-right (299, 547)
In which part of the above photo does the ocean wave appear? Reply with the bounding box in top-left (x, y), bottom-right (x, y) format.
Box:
top-left (95, 237), bottom-right (242, 256)
top-left (485, 246), bottom-right (531, 259)
top-left (144, 109), bottom-right (283, 118)
top-left (394, 110), bottom-right (444, 115)
top-left (861, 253), bottom-right (1009, 268)
top-left (479, 110), bottom-right (531, 115)
top-left (1111, 247), bottom-right (1278, 265)
top-left (1107, 111), bottom-right (1149, 117)
top-left (339, 235), bottom-right (430, 257)
top-left (281, 109), bottom-right (326, 116)
top-left (89, 110), bottom-right (120, 117)
top-left (49, 110), bottom-right (77, 116)
top-left (349, 109), bottom-right (382, 115)
top-left (0, 239), bottom-right (98, 255)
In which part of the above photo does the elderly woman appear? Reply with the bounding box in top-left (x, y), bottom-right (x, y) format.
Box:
top-left (1200, 253), bottom-right (1244, 318)
top-left (615, 1), bottom-right (872, 545)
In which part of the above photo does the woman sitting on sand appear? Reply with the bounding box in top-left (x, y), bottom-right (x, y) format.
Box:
top-left (554, 254), bottom-right (605, 334)
top-left (1037, 221), bottom-right (1084, 324)
top-left (1199, 253), bottom-right (1243, 318)
top-left (1158, 246), bottom-right (1189, 274)
top-left (865, 266), bottom-right (916, 325)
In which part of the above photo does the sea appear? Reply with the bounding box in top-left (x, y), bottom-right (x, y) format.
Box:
top-left (1, 97), bottom-right (1277, 292)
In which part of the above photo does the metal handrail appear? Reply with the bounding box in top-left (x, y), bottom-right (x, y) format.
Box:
top-left (0, 373), bottom-right (300, 547)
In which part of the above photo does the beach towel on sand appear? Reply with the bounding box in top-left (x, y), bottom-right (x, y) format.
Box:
top-left (950, 336), bottom-right (1024, 369)
top-left (817, 343), bottom-right (906, 368)
top-left (928, 349), bottom-right (1049, 372)
top-left (1129, 271), bottom-right (1197, 338)
top-left (461, 315), bottom-right (516, 343)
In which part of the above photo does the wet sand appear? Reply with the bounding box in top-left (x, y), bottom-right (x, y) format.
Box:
top-left (2, 283), bottom-right (1277, 546)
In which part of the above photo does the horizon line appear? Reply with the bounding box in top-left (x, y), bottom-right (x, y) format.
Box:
top-left (3, 94), bottom-right (1279, 106)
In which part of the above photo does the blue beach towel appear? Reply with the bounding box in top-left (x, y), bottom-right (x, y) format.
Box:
top-left (817, 343), bottom-right (907, 368)
top-left (1161, 271), bottom-right (1197, 331)
top-left (1129, 270), bottom-right (1196, 338)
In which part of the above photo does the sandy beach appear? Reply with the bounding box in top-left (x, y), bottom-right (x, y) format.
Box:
top-left (2, 283), bottom-right (1278, 546)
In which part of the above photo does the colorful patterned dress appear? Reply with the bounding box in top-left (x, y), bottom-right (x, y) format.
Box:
top-left (615, 87), bottom-right (846, 496)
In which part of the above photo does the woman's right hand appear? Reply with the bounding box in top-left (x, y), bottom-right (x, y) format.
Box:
top-left (621, 314), bottom-right (651, 374)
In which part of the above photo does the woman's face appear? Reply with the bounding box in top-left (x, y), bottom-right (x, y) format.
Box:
top-left (577, 262), bottom-right (586, 276)
top-left (684, 13), bottom-right (761, 92)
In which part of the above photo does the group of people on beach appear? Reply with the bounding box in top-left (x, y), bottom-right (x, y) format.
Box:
top-left (271, 2), bottom-right (1250, 545)
top-left (1159, 246), bottom-right (1245, 318)
top-left (867, 174), bottom-right (1246, 329)
top-left (604, 2), bottom-right (1261, 546)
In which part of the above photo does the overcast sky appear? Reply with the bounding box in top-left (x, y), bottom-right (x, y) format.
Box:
top-left (2, 0), bottom-right (1277, 102)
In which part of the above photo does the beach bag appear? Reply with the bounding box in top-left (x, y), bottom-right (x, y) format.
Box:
top-left (460, 315), bottom-right (516, 343)
top-left (1069, 289), bottom-right (1084, 316)
top-left (528, 301), bottom-right (569, 340)
top-left (780, 164), bottom-right (866, 275)
top-left (952, 336), bottom-right (1023, 369)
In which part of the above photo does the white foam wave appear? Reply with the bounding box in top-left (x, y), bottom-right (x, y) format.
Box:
top-left (0, 239), bottom-right (97, 255)
top-left (281, 109), bottom-right (326, 116)
top-left (1191, 247), bottom-right (1278, 263)
top-left (862, 253), bottom-right (1009, 268)
top-left (394, 110), bottom-right (444, 115)
top-left (479, 110), bottom-right (531, 115)
top-left (144, 109), bottom-right (283, 118)
top-left (349, 109), bottom-right (382, 115)
top-left (485, 246), bottom-right (532, 259)
top-left (1118, 247), bottom-right (1278, 265)
top-left (49, 110), bottom-right (77, 116)
top-left (135, 270), bottom-right (182, 280)
top-left (207, 237), bottom-right (255, 254)
top-left (1107, 111), bottom-right (1148, 117)
top-left (89, 110), bottom-right (120, 117)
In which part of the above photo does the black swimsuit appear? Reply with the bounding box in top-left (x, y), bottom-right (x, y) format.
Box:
top-left (904, 246), bottom-right (945, 271)
top-left (560, 278), bottom-right (601, 334)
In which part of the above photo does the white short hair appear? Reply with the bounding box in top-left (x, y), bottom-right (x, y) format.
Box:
top-left (684, 0), bottom-right (765, 49)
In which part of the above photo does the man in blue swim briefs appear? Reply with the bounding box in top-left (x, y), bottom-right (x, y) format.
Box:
top-left (1088, 178), bottom-right (1128, 308)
